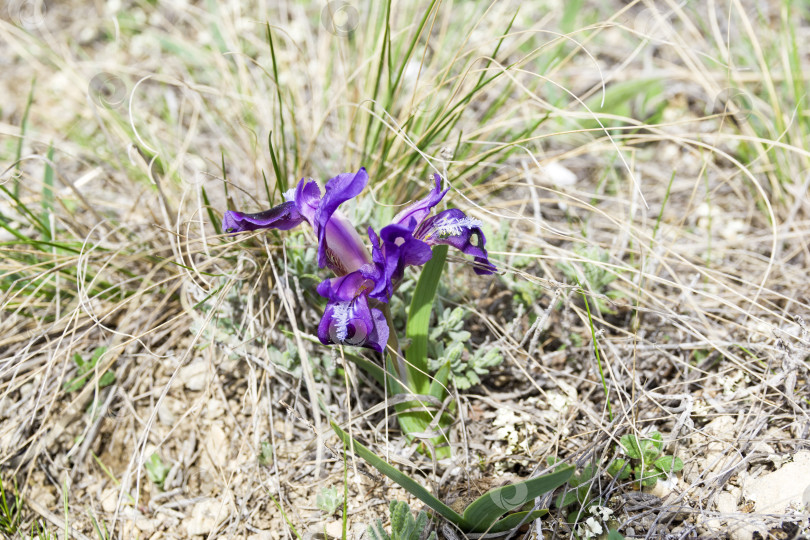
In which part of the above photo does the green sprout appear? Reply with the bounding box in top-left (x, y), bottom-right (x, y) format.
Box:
top-left (63, 346), bottom-right (115, 393)
top-left (315, 486), bottom-right (343, 516)
top-left (367, 501), bottom-right (437, 540)
top-left (607, 431), bottom-right (683, 488)
top-left (0, 476), bottom-right (22, 535)
top-left (558, 245), bottom-right (624, 314)
top-left (145, 453), bottom-right (171, 490)
top-left (258, 441), bottom-right (274, 466)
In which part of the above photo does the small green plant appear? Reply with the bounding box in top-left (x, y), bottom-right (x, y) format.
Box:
top-left (258, 441), bottom-right (274, 466)
top-left (89, 509), bottom-right (111, 540)
top-left (549, 460), bottom-right (602, 522)
top-left (316, 486), bottom-right (343, 516)
top-left (427, 307), bottom-right (503, 390)
top-left (145, 453), bottom-right (171, 489)
top-left (367, 500), bottom-right (437, 540)
top-left (549, 460), bottom-right (626, 538)
top-left (0, 476), bottom-right (22, 535)
top-left (607, 431), bottom-right (683, 488)
top-left (30, 519), bottom-right (57, 539)
top-left (63, 346), bottom-right (115, 393)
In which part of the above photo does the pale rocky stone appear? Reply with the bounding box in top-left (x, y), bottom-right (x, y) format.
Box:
top-left (325, 520), bottom-right (344, 538)
top-left (157, 396), bottom-right (180, 426)
top-left (247, 532), bottom-right (273, 540)
top-left (177, 360), bottom-right (209, 391)
top-left (203, 422), bottom-right (229, 469)
top-left (647, 476), bottom-right (678, 499)
top-left (184, 494), bottom-right (235, 536)
top-left (204, 399), bottom-right (226, 420)
top-left (742, 450), bottom-right (810, 514)
top-left (100, 488), bottom-right (119, 513)
top-left (542, 161), bottom-right (577, 187)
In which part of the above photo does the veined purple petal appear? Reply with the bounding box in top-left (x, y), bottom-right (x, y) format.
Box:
top-left (391, 173), bottom-right (448, 226)
top-left (315, 168), bottom-right (369, 270)
top-left (317, 295), bottom-right (389, 353)
top-left (293, 178), bottom-right (322, 224)
top-left (322, 210), bottom-right (372, 275)
top-left (222, 201), bottom-right (304, 233)
top-left (415, 208), bottom-right (497, 275)
top-left (316, 270), bottom-right (376, 303)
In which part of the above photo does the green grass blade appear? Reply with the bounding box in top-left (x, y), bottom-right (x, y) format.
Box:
top-left (13, 77), bottom-right (36, 200)
top-left (461, 465), bottom-right (574, 532)
top-left (268, 131), bottom-right (286, 194)
top-left (330, 421), bottom-right (463, 525)
top-left (41, 143), bottom-right (55, 242)
top-left (405, 244), bottom-right (447, 393)
top-left (201, 185), bottom-right (222, 236)
top-left (488, 509), bottom-right (548, 533)
top-left (390, 0), bottom-right (439, 94)
top-left (266, 24), bottom-right (288, 183)
top-left (575, 276), bottom-right (613, 421)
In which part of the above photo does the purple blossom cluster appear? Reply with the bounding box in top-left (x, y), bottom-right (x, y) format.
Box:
top-left (223, 168), bottom-right (495, 353)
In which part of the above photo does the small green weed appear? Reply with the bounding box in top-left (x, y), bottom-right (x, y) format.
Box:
top-left (428, 307), bottom-right (503, 389)
top-left (607, 431), bottom-right (683, 488)
top-left (63, 346), bottom-right (115, 393)
top-left (549, 460), bottom-right (603, 523)
top-left (0, 476), bottom-right (22, 535)
top-left (257, 441), bottom-right (273, 466)
top-left (367, 500), bottom-right (436, 540)
top-left (30, 519), bottom-right (57, 539)
top-left (145, 453), bottom-right (171, 489)
top-left (315, 486), bottom-right (343, 516)
top-left (558, 245), bottom-right (624, 314)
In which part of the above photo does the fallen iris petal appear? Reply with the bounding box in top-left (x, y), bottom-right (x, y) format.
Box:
top-left (222, 201), bottom-right (304, 233)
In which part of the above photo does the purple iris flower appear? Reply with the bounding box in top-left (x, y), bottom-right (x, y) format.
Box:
top-left (316, 269), bottom-right (389, 353)
top-left (222, 168), bottom-right (372, 276)
top-left (223, 168), bottom-right (390, 352)
top-left (222, 168), bottom-right (495, 354)
top-left (370, 173), bottom-right (496, 298)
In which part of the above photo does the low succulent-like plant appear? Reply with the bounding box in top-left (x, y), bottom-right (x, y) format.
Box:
top-left (427, 307), bottom-right (503, 390)
top-left (607, 431), bottom-right (683, 488)
top-left (367, 500), bottom-right (437, 540)
top-left (145, 453), bottom-right (171, 490)
top-left (316, 486), bottom-right (343, 516)
top-left (558, 245), bottom-right (624, 314)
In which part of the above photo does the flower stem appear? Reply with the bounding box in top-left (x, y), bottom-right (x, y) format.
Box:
top-left (381, 304), bottom-right (409, 389)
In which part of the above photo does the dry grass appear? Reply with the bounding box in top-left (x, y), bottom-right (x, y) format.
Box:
top-left (1, 0), bottom-right (809, 538)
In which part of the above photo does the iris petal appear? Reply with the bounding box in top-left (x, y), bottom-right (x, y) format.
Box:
top-left (391, 173), bottom-right (447, 227)
top-left (318, 280), bottom-right (388, 353)
top-left (222, 201), bottom-right (304, 233)
top-left (415, 208), bottom-right (496, 275)
top-left (315, 168), bottom-right (370, 270)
